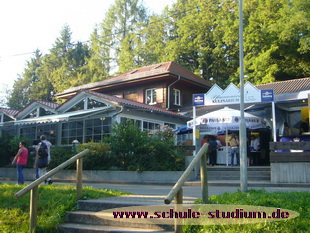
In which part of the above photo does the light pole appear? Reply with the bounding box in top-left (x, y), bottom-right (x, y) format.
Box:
top-left (239, 0), bottom-right (248, 192)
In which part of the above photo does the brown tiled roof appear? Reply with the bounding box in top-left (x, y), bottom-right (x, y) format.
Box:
top-left (83, 90), bottom-right (190, 119)
top-left (34, 100), bottom-right (60, 109)
top-left (256, 77), bottom-right (310, 94)
top-left (0, 108), bottom-right (19, 117)
top-left (58, 61), bottom-right (212, 95)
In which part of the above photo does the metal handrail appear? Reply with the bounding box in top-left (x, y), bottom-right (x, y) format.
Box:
top-left (14, 149), bottom-right (90, 232)
top-left (164, 143), bottom-right (208, 205)
top-left (164, 143), bottom-right (209, 233)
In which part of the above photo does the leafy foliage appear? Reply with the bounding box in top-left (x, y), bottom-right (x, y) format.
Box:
top-left (0, 135), bottom-right (32, 167)
top-left (78, 142), bottom-right (111, 170)
top-left (6, 0), bottom-right (309, 109)
top-left (40, 122), bottom-right (185, 171)
top-left (102, 121), bottom-right (186, 171)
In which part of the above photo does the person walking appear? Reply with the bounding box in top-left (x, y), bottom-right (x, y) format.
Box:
top-left (229, 134), bottom-right (239, 166)
top-left (34, 135), bottom-right (53, 184)
top-left (12, 141), bottom-right (29, 185)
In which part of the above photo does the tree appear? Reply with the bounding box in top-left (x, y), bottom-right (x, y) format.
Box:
top-left (0, 84), bottom-right (10, 107)
top-left (242, 0), bottom-right (310, 84)
top-left (158, 0), bottom-right (239, 87)
top-left (99, 0), bottom-right (149, 73)
top-left (7, 49), bottom-right (54, 109)
top-left (84, 27), bottom-right (111, 83)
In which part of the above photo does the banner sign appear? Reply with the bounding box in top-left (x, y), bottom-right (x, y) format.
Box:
top-left (193, 94), bottom-right (205, 106)
top-left (196, 82), bottom-right (274, 106)
top-left (261, 89), bottom-right (274, 102)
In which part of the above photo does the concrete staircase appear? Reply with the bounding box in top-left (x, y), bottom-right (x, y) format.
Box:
top-left (59, 196), bottom-right (175, 233)
top-left (207, 166), bottom-right (270, 181)
top-left (59, 166), bottom-right (270, 232)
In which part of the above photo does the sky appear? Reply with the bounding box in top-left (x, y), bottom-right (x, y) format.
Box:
top-left (0, 0), bottom-right (174, 93)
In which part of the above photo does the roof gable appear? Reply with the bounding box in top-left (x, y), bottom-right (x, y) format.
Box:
top-left (56, 92), bottom-right (112, 113)
top-left (16, 100), bottom-right (59, 120)
top-left (0, 108), bottom-right (19, 118)
top-left (83, 90), bottom-right (190, 119)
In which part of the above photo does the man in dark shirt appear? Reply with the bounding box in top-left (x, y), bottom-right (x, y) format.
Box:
top-left (208, 135), bottom-right (218, 166)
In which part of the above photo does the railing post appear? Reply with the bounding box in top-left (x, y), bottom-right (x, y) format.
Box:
top-left (76, 158), bottom-right (83, 199)
top-left (175, 188), bottom-right (183, 233)
top-left (29, 186), bottom-right (38, 232)
top-left (200, 151), bottom-right (208, 204)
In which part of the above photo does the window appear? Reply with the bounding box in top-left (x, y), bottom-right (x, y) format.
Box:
top-left (67, 100), bottom-right (85, 112)
top-left (164, 123), bottom-right (176, 130)
top-left (84, 117), bottom-right (111, 143)
top-left (173, 89), bottom-right (181, 106)
top-left (121, 117), bottom-right (141, 128)
top-left (36, 124), bottom-right (57, 144)
top-left (3, 114), bottom-right (14, 122)
top-left (145, 88), bottom-right (157, 105)
top-left (61, 121), bottom-right (84, 144)
top-left (20, 124), bottom-right (57, 144)
top-left (143, 121), bottom-right (161, 131)
top-left (20, 126), bottom-right (36, 142)
top-left (24, 109), bottom-right (38, 119)
top-left (87, 98), bottom-right (107, 109)
top-left (39, 107), bottom-right (54, 116)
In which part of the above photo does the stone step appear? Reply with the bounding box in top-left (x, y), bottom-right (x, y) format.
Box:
top-left (76, 195), bottom-right (180, 212)
top-left (65, 211), bottom-right (173, 231)
top-left (204, 166), bottom-right (270, 181)
top-left (59, 223), bottom-right (173, 233)
top-left (207, 166), bottom-right (270, 170)
top-left (208, 176), bottom-right (270, 181)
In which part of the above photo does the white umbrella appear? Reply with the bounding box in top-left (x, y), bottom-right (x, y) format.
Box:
top-left (187, 107), bottom-right (264, 133)
top-left (187, 107), bottom-right (265, 165)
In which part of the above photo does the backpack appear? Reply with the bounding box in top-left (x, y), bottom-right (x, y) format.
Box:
top-left (38, 142), bottom-right (48, 158)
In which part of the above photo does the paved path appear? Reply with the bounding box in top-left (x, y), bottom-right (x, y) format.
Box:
top-left (65, 182), bottom-right (310, 206)
top-left (2, 179), bottom-right (309, 204)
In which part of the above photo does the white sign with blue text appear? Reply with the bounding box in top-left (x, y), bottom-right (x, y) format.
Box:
top-left (201, 82), bottom-right (273, 106)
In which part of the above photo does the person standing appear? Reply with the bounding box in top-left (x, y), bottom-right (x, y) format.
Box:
top-left (229, 134), bottom-right (239, 166)
top-left (250, 135), bottom-right (260, 152)
top-left (208, 135), bottom-right (218, 166)
top-left (12, 141), bottom-right (29, 185)
top-left (34, 135), bottom-right (53, 184)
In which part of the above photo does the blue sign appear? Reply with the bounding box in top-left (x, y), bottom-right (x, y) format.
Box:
top-left (193, 94), bottom-right (205, 106)
top-left (261, 89), bottom-right (274, 102)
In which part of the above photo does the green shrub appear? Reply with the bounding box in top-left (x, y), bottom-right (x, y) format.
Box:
top-left (0, 134), bottom-right (32, 167)
top-left (103, 121), bottom-right (150, 170)
top-left (102, 121), bottom-right (186, 171)
top-left (78, 142), bottom-right (111, 170)
top-left (48, 146), bottom-right (76, 170)
top-left (0, 133), bottom-right (12, 167)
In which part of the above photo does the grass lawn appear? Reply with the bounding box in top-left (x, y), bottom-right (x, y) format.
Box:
top-left (0, 183), bottom-right (127, 233)
top-left (184, 189), bottom-right (309, 232)
top-left (1, 184), bottom-right (309, 233)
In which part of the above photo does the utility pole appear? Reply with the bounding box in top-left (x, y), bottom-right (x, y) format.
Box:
top-left (239, 0), bottom-right (248, 192)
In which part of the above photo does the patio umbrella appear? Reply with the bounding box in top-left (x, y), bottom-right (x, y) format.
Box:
top-left (187, 107), bottom-right (265, 165)
top-left (187, 107), bottom-right (265, 133)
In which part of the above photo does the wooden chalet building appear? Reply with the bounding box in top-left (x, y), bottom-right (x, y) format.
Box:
top-left (0, 61), bottom-right (212, 145)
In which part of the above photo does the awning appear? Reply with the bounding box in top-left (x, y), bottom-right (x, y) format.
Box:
top-left (14, 106), bottom-right (113, 125)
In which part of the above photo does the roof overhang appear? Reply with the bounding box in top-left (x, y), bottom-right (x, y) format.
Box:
top-left (14, 106), bottom-right (114, 125)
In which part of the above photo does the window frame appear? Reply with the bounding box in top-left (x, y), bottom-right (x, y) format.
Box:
top-left (145, 88), bottom-right (157, 105)
top-left (173, 89), bottom-right (181, 106)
